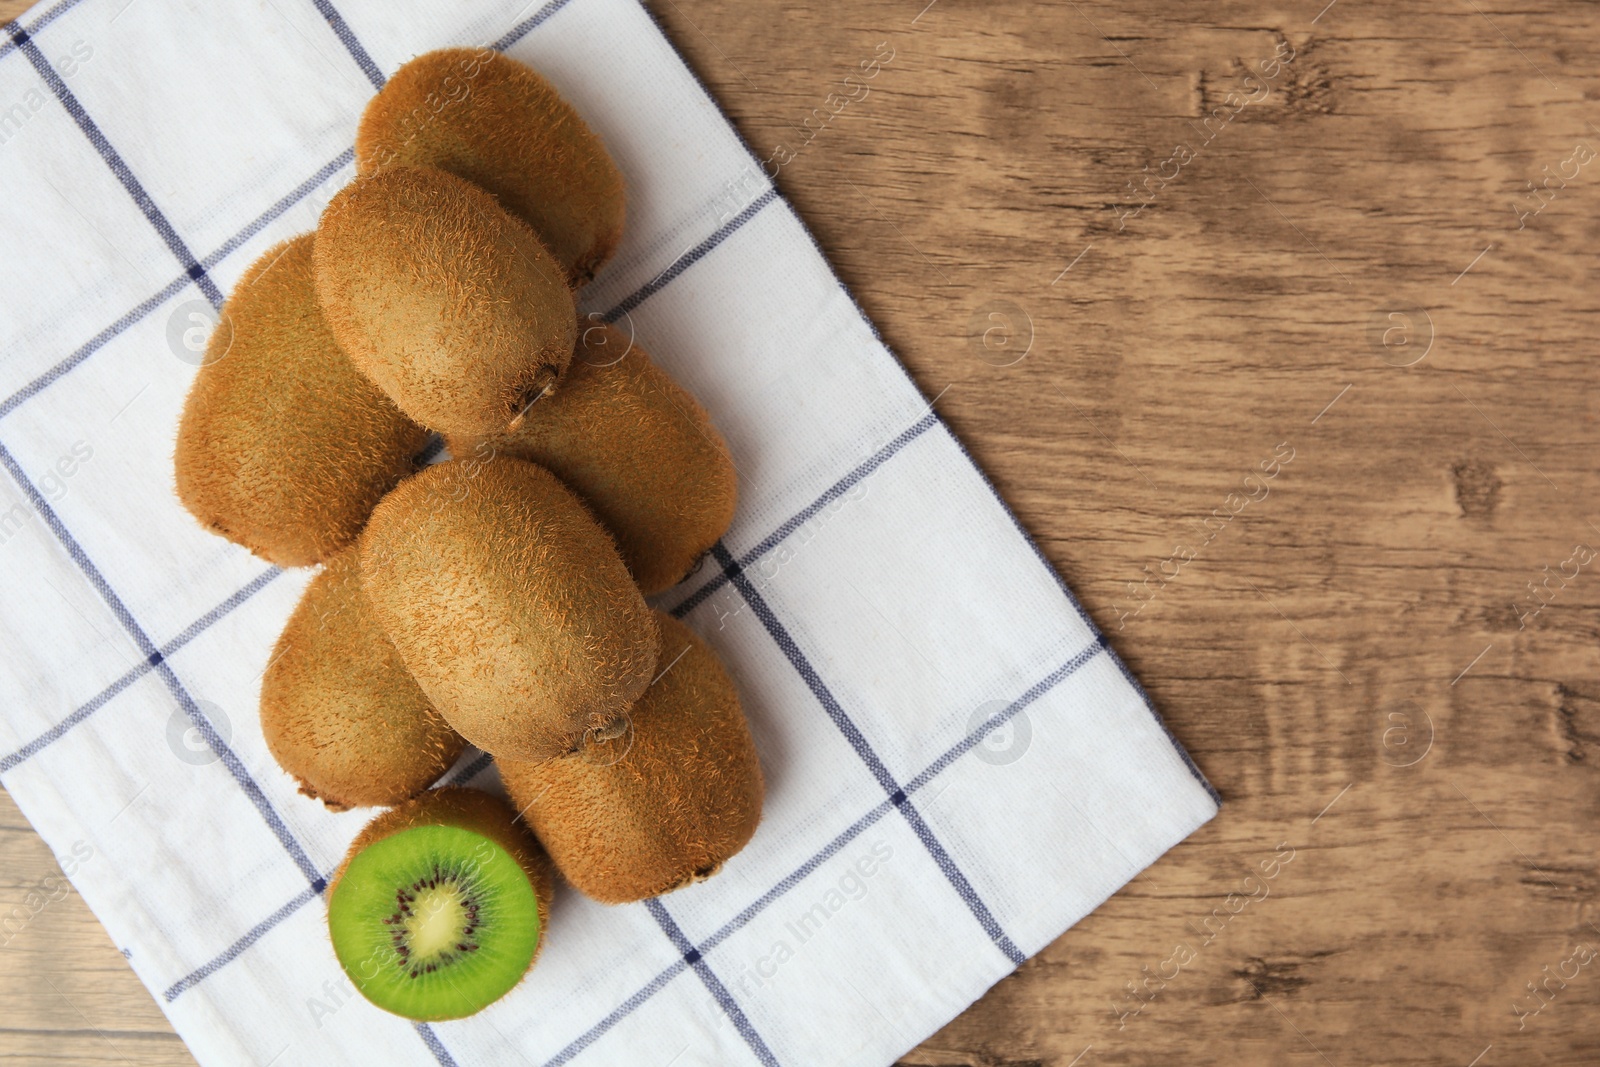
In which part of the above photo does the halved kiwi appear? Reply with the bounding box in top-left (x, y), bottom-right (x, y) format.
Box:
top-left (326, 788), bottom-right (552, 1021)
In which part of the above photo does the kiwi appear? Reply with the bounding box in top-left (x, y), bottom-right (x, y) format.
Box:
top-left (314, 165), bottom-right (577, 436)
top-left (173, 233), bottom-right (428, 567)
top-left (260, 547), bottom-right (463, 810)
top-left (356, 48), bottom-right (625, 286)
top-left (358, 456), bottom-right (660, 761)
top-left (499, 611), bottom-right (763, 904)
top-left (326, 787), bottom-right (552, 1021)
top-left (447, 322), bottom-right (736, 596)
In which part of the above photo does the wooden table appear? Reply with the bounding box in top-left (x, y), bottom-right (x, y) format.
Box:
top-left (5, 0), bottom-right (1600, 1063)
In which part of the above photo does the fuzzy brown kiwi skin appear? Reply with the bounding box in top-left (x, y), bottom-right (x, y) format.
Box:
top-left (448, 321), bottom-right (737, 597)
top-left (356, 47), bottom-right (625, 287)
top-left (358, 456), bottom-right (660, 761)
top-left (314, 165), bottom-right (577, 437)
top-left (261, 547), bottom-right (463, 810)
top-left (173, 233), bottom-right (428, 567)
top-left (499, 611), bottom-right (763, 905)
top-left (326, 788), bottom-right (553, 967)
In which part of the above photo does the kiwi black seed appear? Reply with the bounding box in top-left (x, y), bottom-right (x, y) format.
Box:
top-left (173, 233), bottom-right (428, 566)
top-left (447, 321), bottom-right (737, 595)
top-left (326, 788), bottom-right (553, 1021)
top-left (356, 47), bottom-right (626, 286)
top-left (314, 165), bottom-right (577, 436)
top-left (498, 611), bottom-right (763, 904)
top-left (260, 546), bottom-right (464, 810)
top-left (358, 456), bottom-right (660, 761)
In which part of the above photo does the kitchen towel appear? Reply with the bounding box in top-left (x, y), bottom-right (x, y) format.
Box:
top-left (0, 0), bottom-right (1220, 1063)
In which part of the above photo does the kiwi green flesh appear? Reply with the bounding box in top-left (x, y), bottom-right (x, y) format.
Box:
top-left (328, 823), bottom-right (539, 1021)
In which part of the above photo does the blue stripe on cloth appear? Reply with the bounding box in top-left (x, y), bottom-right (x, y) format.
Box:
top-left (494, 0), bottom-right (578, 51)
top-left (0, 148), bottom-right (353, 424)
top-left (601, 190), bottom-right (778, 323)
top-left (0, 659), bottom-right (143, 776)
top-left (671, 410), bottom-right (940, 620)
top-left (4, 25), bottom-right (223, 307)
top-left (541, 958), bottom-right (691, 1067)
top-left (441, 750), bottom-right (493, 787)
top-left (161, 880), bottom-right (325, 1001)
top-left (695, 800), bottom-right (894, 958)
top-left (0, 440), bottom-right (321, 886)
top-left (709, 542), bottom-right (1027, 967)
top-left (0, 0), bottom-right (85, 62)
top-left (306, 0), bottom-right (385, 89)
top-left (0, 567), bottom-right (282, 773)
top-left (901, 635), bottom-right (1107, 795)
top-left (197, 149), bottom-right (354, 272)
top-left (415, 435), bottom-right (446, 465)
top-left (414, 1023), bottom-right (460, 1067)
top-left (926, 419), bottom-right (1222, 807)
top-left (157, 657), bottom-right (325, 877)
top-left (541, 638), bottom-right (1106, 1063)
top-left (0, 274), bottom-right (189, 423)
top-left (645, 899), bottom-right (780, 1067)
top-left (151, 566), bottom-right (283, 656)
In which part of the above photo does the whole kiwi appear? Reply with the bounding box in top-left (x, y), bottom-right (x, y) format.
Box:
top-left (499, 611), bottom-right (763, 904)
top-left (356, 47), bottom-right (625, 286)
top-left (173, 233), bottom-right (427, 566)
top-left (261, 547), bottom-right (463, 810)
top-left (358, 456), bottom-right (660, 761)
top-left (326, 787), bottom-right (553, 1021)
top-left (314, 165), bottom-right (577, 437)
top-left (447, 321), bottom-right (736, 596)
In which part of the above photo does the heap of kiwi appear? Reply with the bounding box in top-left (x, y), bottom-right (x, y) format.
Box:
top-left (169, 47), bottom-right (762, 1021)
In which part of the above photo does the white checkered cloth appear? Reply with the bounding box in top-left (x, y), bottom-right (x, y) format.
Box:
top-left (0, 0), bottom-right (1219, 1063)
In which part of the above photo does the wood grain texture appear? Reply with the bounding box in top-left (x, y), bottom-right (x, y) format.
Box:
top-left (5, 0), bottom-right (1600, 1064)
